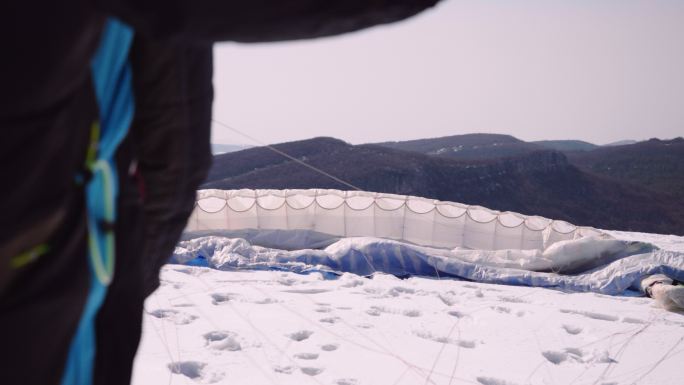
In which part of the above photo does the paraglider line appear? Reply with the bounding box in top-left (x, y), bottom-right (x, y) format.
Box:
top-left (211, 119), bottom-right (363, 191)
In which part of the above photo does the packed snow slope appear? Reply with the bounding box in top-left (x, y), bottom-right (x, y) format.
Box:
top-left (132, 231), bottom-right (684, 385)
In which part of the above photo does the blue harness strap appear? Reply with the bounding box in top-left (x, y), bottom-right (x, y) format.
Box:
top-left (61, 19), bottom-right (134, 385)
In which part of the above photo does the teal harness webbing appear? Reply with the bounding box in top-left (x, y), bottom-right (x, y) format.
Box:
top-left (61, 18), bottom-right (134, 385)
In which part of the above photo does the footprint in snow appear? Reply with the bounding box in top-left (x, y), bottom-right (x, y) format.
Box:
top-left (294, 352), bottom-right (319, 360)
top-left (320, 343), bottom-right (339, 352)
top-left (366, 305), bottom-right (421, 317)
top-left (168, 361), bottom-right (205, 380)
top-left (300, 367), bottom-right (324, 376)
top-left (413, 330), bottom-right (476, 348)
top-left (438, 293), bottom-right (459, 306)
top-left (362, 287), bottom-right (384, 295)
top-left (210, 293), bottom-right (232, 305)
top-left (340, 278), bottom-right (365, 288)
top-left (365, 307), bottom-right (382, 316)
top-left (621, 317), bottom-right (647, 324)
top-left (542, 348), bottom-right (615, 365)
top-left (277, 277), bottom-right (298, 286)
top-left (288, 330), bottom-right (314, 342)
top-left (315, 307), bottom-right (332, 313)
top-left (167, 361), bottom-right (224, 383)
top-left (447, 310), bottom-right (467, 318)
top-left (402, 309), bottom-right (422, 317)
top-left (498, 296), bottom-right (528, 304)
top-left (252, 298), bottom-right (279, 305)
top-left (273, 365), bottom-right (295, 374)
top-left (562, 324), bottom-right (583, 335)
top-left (203, 331), bottom-right (242, 351)
top-left (335, 379), bottom-right (359, 385)
top-left (148, 309), bottom-right (197, 325)
top-left (491, 306), bottom-right (511, 314)
top-left (476, 377), bottom-right (520, 385)
top-left (385, 286), bottom-right (416, 297)
top-left (320, 317), bottom-right (341, 324)
top-left (542, 350), bottom-right (574, 365)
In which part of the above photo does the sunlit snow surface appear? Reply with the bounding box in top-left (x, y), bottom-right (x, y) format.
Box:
top-left (132, 231), bottom-right (684, 385)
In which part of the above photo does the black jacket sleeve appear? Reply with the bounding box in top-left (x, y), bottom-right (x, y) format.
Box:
top-left (118, 0), bottom-right (440, 296)
top-left (127, 36), bottom-right (213, 296)
top-left (97, 0), bottom-right (440, 43)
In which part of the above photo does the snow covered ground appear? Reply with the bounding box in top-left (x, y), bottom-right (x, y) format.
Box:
top-left (132, 231), bottom-right (684, 385)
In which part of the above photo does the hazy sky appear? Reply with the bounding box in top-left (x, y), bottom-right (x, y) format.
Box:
top-left (211, 0), bottom-right (684, 146)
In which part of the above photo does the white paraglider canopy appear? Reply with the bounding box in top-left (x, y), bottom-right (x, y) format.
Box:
top-left (185, 189), bottom-right (605, 251)
top-left (179, 189), bottom-right (683, 298)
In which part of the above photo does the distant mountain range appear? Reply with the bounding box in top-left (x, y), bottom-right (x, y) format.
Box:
top-left (531, 140), bottom-right (599, 152)
top-left (374, 134), bottom-right (684, 201)
top-left (211, 144), bottom-right (251, 155)
top-left (376, 134), bottom-right (542, 161)
top-left (566, 137), bottom-right (684, 201)
top-left (203, 134), bottom-right (684, 235)
top-left (604, 140), bottom-right (638, 147)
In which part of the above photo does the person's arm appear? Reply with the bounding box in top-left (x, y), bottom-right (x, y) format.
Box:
top-left (127, 36), bottom-right (213, 296)
top-left (96, 0), bottom-right (440, 43)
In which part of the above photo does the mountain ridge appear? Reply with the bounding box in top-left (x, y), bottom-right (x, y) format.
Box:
top-left (203, 136), bottom-right (684, 235)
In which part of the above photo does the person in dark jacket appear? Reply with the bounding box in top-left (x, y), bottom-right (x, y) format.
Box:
top-left (0, 1), bottom-right (439, 385)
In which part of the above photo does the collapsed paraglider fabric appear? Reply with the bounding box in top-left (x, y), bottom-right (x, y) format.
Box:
top-left (188, 189), bottom-right (606, 252)
top-left (173, 235), bottom-right (684, 295)
top-left (183, 190), bottom-right (684, 297)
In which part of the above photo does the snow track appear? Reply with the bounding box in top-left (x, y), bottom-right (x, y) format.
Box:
top-left (133, 242), bottom-right (684, 385)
